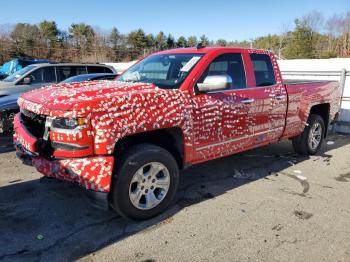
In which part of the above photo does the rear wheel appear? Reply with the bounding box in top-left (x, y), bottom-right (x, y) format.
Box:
top-left (292, 114), bottom-right (325, 155)
top-left (110, 144), bottom-right (179, 220)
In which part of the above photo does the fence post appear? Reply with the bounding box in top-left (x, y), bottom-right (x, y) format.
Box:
top-left (332, 68), bottom-right (347, 133)
top-left (339, 68), bottom-right (347, 99)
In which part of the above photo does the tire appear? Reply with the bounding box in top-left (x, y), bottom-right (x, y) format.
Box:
top-left (292, 114), bottom-right (325, 156)
top-left (110, 143), bottom-right (179, 220)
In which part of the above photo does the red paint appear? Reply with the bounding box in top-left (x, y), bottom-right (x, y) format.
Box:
top-left (13, 48), bottom-right (342, 193)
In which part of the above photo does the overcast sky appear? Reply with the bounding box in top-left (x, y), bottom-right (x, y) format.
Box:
top-left (0, 0), bottom-right (348, 41)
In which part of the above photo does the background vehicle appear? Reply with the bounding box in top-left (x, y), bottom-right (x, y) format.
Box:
top-left (13, 47), bottom-right (341, 220)
top-left (0, 63), bottom-right (116, 97)
top-left (0, 58), bottom-right (53, 80)
top-left (0, 73), bottom-right (118, 133)
top-left (62, 73), bottom-right (118, 83)
top-left (0, 93), bottom-right (20, 133)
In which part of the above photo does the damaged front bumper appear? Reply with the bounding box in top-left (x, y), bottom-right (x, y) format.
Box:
top-left (13, 113), bottom-right (115, 210)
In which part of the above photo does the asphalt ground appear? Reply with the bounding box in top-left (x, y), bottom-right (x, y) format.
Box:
top-left (0, 133), bottom-right (349, 262)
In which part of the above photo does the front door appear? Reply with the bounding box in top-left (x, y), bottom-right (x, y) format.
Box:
top-left (192, 53), bottom-right (250, 162)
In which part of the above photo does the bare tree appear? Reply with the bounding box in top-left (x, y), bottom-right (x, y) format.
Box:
top-left (325, 14), bottom-right (343, 55)
top-left (277, 23), bottom-right (291, 59)
top-left (341, 12), bottom-right (350, 56)
top-left (301, 11), bottom-right (324, 32)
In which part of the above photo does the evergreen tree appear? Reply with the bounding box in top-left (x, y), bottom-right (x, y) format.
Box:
top-left (176, 36), bottom-right (188, 47)
top-left (166, 34), bottom-right (175, 49)
top-left (109, 27), bottom-right (120, 49)
top-left (284, 19), bottom-right (315, 59)
top-left (216, 39), bottom-right (227, 46)
top-left (146, 34), bottom-right (156, 48)
top-left (127, 29), bottom-right (147, 52)
top-left (10, 23), bottom-right (41, 58)
top-left (38, 21), bottom-right (59, 58)
top-left (109, 27), bottom-right (120, 60)
top-left (156, 31), bottom-right (167, 50)
top-left (187, 36), bottom-right (197, 47)
top-left (199, 34), bottom-right (209, 46)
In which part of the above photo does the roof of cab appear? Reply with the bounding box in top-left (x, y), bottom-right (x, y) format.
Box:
top-left (154, 47), bottom-right (272, 56)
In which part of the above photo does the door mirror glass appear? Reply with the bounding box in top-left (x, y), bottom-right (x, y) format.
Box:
top-left (197, 75), bottom-right (232, 92)
top-left (23, 77), bottom-right (31, 85)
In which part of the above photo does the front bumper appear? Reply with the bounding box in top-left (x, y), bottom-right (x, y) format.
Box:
top-left (13, 113), bottom-right (115, 194)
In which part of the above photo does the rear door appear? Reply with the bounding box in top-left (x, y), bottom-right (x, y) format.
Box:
top-left (246, 52), bottom-right (287, 144)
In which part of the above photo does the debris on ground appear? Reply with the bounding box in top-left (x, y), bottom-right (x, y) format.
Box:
top-left (295, 175), bottom-right (307, 181)
top-left (233, 169), bottom-right (246, 179)
top-left (272, 224), bottom-right (283, 231)
top-left (293, 210), bottom-right (313, 220)
top-left (233, 169), bottom-right (256, 180)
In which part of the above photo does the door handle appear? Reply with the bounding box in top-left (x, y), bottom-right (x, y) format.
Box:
top-left (274, 95), bottom-right (286, 100)
top-left (241, 98), bottom-right (255, 104)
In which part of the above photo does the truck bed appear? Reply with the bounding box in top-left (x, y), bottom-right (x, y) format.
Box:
top-left (283, 79), bottom-right (337, 85)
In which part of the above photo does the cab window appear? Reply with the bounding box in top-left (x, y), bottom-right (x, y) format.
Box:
top-left (197, 53), bottom-right (246, 90)
top-left (250, 54), bottom-right (276, 87)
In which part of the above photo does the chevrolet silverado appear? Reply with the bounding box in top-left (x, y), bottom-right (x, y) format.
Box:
top-left (13, 47), bottom-right (341, 220)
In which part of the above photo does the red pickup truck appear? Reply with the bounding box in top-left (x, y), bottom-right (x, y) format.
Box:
top-left (13, 47), bottom-right (341, 220)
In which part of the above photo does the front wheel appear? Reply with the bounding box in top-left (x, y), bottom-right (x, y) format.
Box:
top-left (292, 114), bottom-right (325, 155)
top-left (110, 144), bottom-right (179, 220)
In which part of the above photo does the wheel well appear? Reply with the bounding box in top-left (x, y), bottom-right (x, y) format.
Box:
top-left (309, 103), bottom-right (330, 137)
top-left (113, 127), bottom-right (184, 169)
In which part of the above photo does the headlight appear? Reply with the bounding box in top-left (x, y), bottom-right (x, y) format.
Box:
top-left (50, 117), bottom-right (86, 130)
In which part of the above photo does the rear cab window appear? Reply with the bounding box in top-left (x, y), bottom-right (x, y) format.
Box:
top-left (249, 54), bottom-right (276, 87)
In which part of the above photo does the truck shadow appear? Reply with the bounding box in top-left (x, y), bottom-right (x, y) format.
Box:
top-left (0, 134), bottom-right (348, 261)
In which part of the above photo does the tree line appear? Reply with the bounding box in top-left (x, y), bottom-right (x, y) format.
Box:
top-left (0, 11), bottom-right (349, 64)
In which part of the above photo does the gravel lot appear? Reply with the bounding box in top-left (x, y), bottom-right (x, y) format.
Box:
top-left (0, 133), bottom-right (350, 262)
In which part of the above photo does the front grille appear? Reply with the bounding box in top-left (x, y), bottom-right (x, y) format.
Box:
top-left (21, 109), bottom-right (46, 138)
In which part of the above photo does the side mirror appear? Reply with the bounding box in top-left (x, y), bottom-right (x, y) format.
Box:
top-left (197, 75), bottom-right (232, 92)
top-left (23, 77), bottom-right (31, 85)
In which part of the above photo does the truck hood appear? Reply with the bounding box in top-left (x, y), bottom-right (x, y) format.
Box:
top-left (20, 81), bottom-right (165, 113)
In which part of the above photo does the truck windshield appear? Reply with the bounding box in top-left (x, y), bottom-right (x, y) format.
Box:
top-left (2, 65), bottom-right (36, 82)
top-left (118, 53), bottom-right (203, 89)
